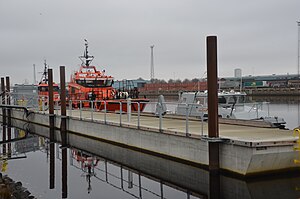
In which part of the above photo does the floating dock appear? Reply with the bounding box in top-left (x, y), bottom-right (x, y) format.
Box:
top-left (2, 108), bottom-right (299, 177)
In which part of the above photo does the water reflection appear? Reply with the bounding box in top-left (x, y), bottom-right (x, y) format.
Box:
top-left (1, 124), bottom-right (300, 198)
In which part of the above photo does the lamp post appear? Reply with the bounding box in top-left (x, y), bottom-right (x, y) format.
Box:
top-left (297, 21), bottom-right (300, 127)
top-left (150, 45), bottom-right (154, 82)
top-left (297, 21), bottom-right (300, 80)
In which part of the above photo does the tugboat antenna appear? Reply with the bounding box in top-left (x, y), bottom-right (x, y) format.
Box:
top-left (40, 59), bottom-right (48, 84)
top-left (80, 39), bottom-right (94, 66)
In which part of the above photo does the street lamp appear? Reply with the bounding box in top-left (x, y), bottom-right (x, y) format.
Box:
top-left (297, 21), bottom-right (300, 127)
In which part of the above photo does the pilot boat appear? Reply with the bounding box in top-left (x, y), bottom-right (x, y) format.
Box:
top-left (68, 40), bottom-right (149, 112)
top-left (175, 90), bottom-right (286, 129)
top-left (38, 60), bottom-right (60, 104)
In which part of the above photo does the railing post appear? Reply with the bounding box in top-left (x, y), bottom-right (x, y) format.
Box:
top-left (69, 100), bottom-right (72, 117)
top-left (201, 105), bottom-right (204, 136)
top-left (159, 103), bottom-right (162, 132)
top-left (104, 101), bottom-right (107, 124)
top-left (185, 104), bottom-right (189, 136)
top-left (91, 100), bottom-right (94, 121)
top-left (137, 102), bottom-right (140, 129)
top-left (127, 98), bottom-right (131, 122)
top-left (256, 103), bottom-right (258, 118)
top-left (119, 102), bottom-right (122, 126)
top-left (80, 100), bottom-right (82, 119)
top-left (42, 97), bottom-right (45, 113)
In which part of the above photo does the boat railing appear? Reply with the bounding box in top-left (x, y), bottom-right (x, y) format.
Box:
top-left (245, 102), bottom-right (270, 118)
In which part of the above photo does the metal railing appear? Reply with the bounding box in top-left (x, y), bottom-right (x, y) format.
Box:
top-left (54, 99), bottom-right (206, 136)
top-left (4, 94), bottom-right (207, 136)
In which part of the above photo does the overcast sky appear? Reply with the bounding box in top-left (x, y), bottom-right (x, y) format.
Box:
top-left (1, 0), bottom-right (300, 84)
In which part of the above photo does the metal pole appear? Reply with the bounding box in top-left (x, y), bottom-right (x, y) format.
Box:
top-left (159, 103), bottom-right (162, 132)
top-left (150, 45), bottom-right (155, 82)
top-left (297, 21), bottom-right (300, 127)
top-left (207, 36), bottom-right (219, 172)
top-left (1, 77), bottom-right (6, 125)
top-left (104, 101), bottom-right (107, 124)
top-left (48, 68), bottom-right (56, 190)
top-left (138, 102), bottom-right (140, 129)
top-left (69, 100), bottom-right (72, 117)
top-left (5, 77), bottom-right (11, 126)
top-left (60, 66), bottom-right (67, 145)
top-left (185, 104), bottom-right (189, 136)
top-left (119, 102), bottom-right (122, 126)
top-left (48, 69), bottom-right (55, 139)
top-left (80, 100), bottom-right (82, 119)
top-left (60, 66), bottom-right (68, 198)
top-left (91, 100), bottom-right (94, 121)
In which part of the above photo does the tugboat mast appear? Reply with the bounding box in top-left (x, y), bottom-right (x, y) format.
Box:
top-left (79, 39), bottom-right (94, 66)
top-left (40, 60), bottom-right (48, 84)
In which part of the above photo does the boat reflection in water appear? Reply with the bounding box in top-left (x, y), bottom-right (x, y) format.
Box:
top-left (1, 124), bottom-right (300, 198)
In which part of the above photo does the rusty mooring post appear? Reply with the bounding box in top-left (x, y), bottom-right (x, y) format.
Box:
top-left (207, 36), bottom-right (220, 172)
top-left (60, 66), bottom-right (68, 198)
top-left (60, 66), bottom-right (67, 144)
top-left (6, 77), bottom-right (11, 127)
top-left (1, 77), bottom-right (6, 125)
top-left (5, 77), bottom-right (11, 159)
top-left (48, 69), bottom-right (55, 189)
top-left (48, 69), bottom-right (55, 137)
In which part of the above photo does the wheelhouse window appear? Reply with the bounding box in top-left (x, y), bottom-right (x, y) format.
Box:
top-left (76, 79), bottom-right (113, 87)
top-left (38, 86), bottom-right (59, 92)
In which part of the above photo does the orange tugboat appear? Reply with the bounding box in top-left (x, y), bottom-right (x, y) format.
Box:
top-left (38, 60), bottom-right (60, 104)
top-left (68, 40), bottom-right (149, 112)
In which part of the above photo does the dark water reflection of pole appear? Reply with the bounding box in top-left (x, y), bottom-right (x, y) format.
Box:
top-left (62, 147), bottom-right (68, 198)
top-left (209, 172), bottom-right (220, 199)
top-left (49, 141), bottom-right (55, 189)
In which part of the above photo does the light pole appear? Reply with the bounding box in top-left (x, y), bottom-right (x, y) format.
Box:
top-left (298, 21), bottom-right (300, 80)
top-left (297, 21), bottom-right (300, 127)
top-left (150, 45), bottom-right (154, 82)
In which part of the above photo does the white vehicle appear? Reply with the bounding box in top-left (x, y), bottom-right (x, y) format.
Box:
top-left (175, 90), bottom-right (286, 129)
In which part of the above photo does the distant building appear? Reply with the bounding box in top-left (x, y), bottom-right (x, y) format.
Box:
top-left (12, 84), bottom-right (39, 107)
top-left (234, 68), bottom-right (242, 78)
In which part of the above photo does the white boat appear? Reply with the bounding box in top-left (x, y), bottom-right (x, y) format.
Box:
top-left (175, 90), bottom-right (286, 129)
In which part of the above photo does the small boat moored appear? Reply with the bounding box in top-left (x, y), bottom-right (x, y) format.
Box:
top-left (175, 90), bottom-right (287, 129)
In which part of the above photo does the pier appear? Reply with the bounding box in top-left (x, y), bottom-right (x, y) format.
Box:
top-left (1, 106), bottom-right (298, 177)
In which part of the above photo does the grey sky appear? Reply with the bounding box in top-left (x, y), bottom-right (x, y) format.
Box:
top-left (1, 0), bottom-right (300, 84)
